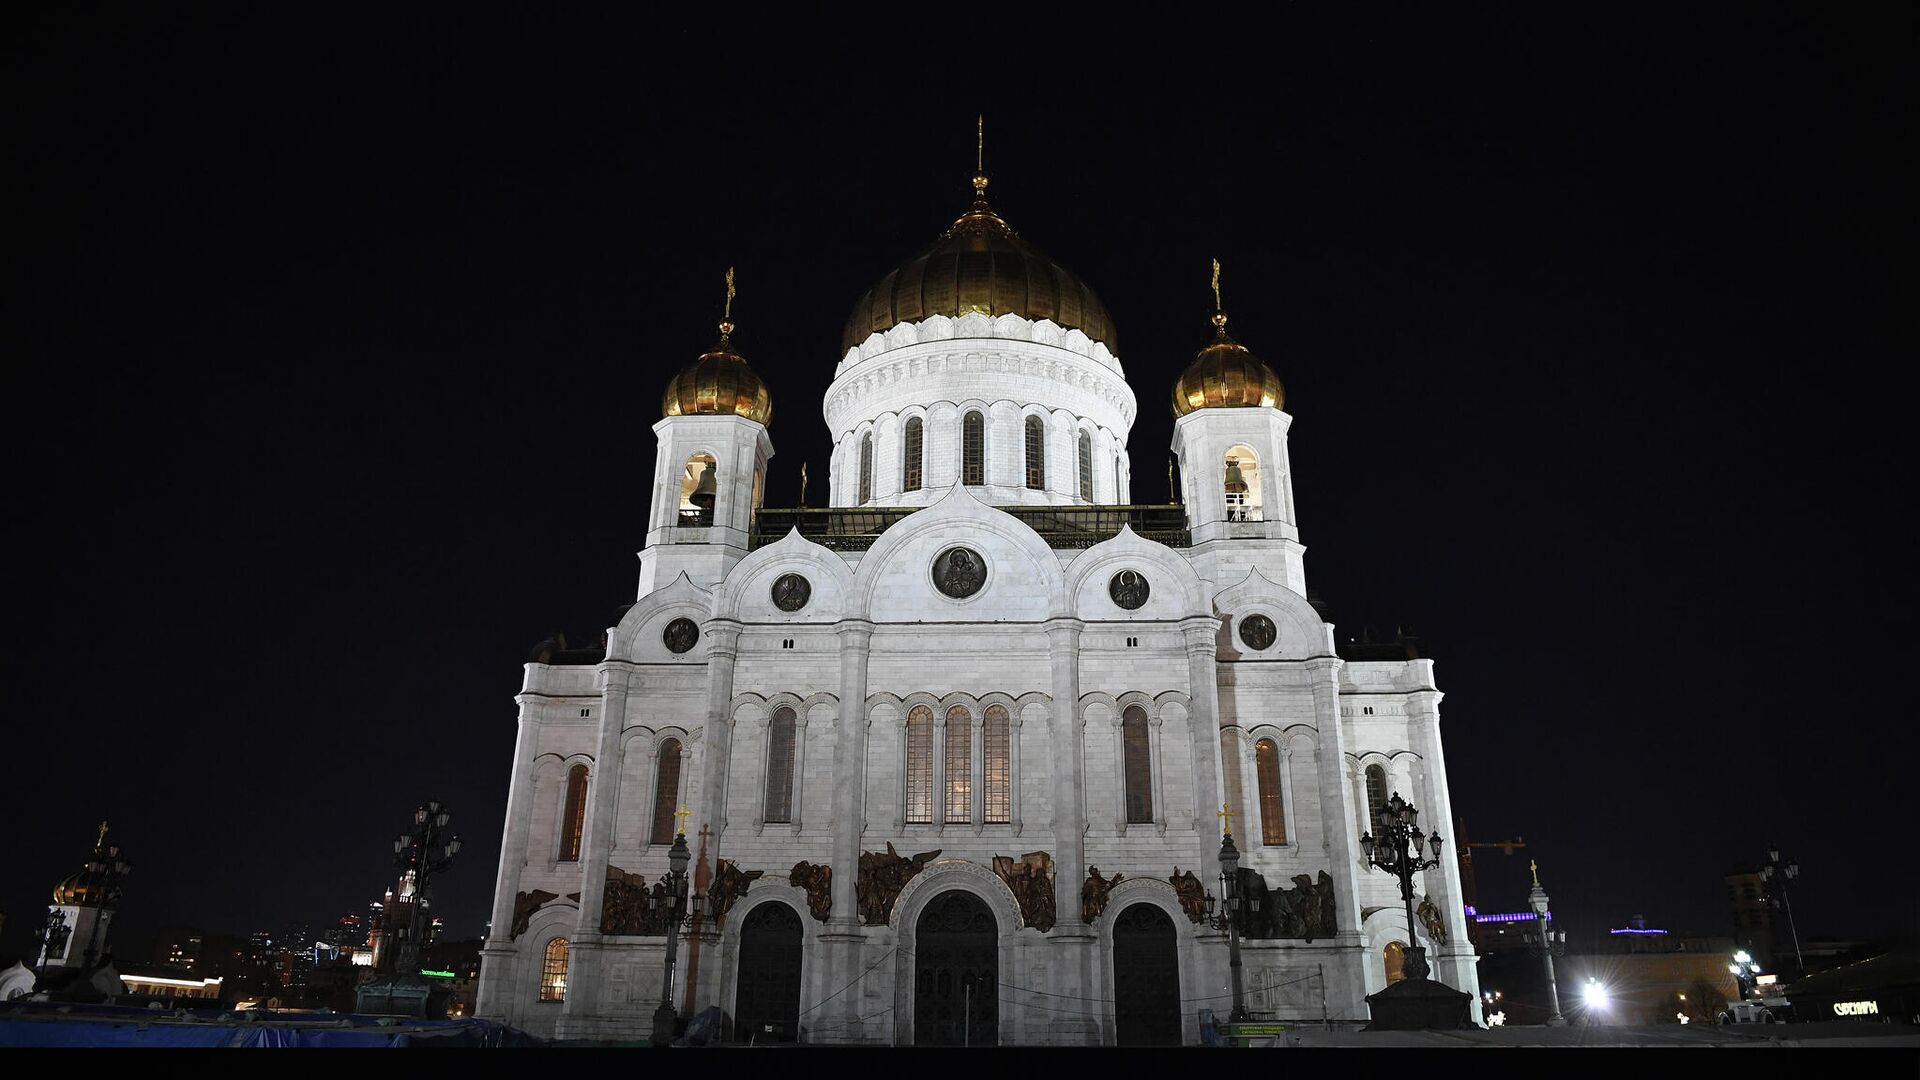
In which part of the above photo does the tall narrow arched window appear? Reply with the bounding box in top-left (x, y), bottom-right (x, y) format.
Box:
top-left (1256, 738), bottom-right (1287, 845)
top-left (905, 706), bottom-right (933, 823)
top-left (1024, 415), bottom-right (1046, 490)
top-left (764, 706), bottom-right (797, 823)
top-left (1078, 431), bottom-right (1093, 501)
top-left (945, 705), bottom-right (973, 822)
top-left (902, 417), bottom-right (924, 492)
top-left (558, 764), bottom-right (589, 861)
top-left (858, 432), bottom-right (874, 504)
top-left (962, 411), bottom-right (984, 485)
top-left (1122, 705), bottom-right (1153, 824)
top-left (539, 938), bottom-right (569, 1002)
top-left (984, 704), bottom-right (1010, 824)
top-left (1114, 456), bottom-right (1123, 501)
top-left (651, 739), bottom-right (684, 844)
top-left (1365, 763), bottom-right (1390, 834)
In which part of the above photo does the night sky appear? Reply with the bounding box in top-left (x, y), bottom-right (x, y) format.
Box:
top-left (6, 9), bottom-right (1914, 964)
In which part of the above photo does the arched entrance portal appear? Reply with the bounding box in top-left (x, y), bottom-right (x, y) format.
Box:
top-left (914, 890), bottom-right (998, 1046)
top-left (734, 902), bottom-right (803, 1043)
top-left (1383, 940), bottom-right (1407, 986)
top-left (1112, 903), bottom-right (1181, 1045)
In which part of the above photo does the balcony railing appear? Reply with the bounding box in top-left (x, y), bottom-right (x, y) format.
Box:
top-left (677, 508), bottom-right (714, 527)
top-left (749, 504), bottom-right (1190, 552)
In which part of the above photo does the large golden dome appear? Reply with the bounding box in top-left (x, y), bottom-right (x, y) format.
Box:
top-left (1172, 313), bottom-right (1284, 417)
top-left (53, 867), bottom-right (105, 907)
top-left (661, 321), bottom-right (773, 426)
top-left (842, 175), bottom-right (1116, 355)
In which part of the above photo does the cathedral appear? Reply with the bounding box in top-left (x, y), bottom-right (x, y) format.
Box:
top-left (473, 161), bottom-right (1481, 1045)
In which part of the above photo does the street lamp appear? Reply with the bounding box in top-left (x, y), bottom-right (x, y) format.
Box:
top-left (1729, 949), bottom-right (1762, 1000)
top-left (1582, 978), bottom-right (1609, 1025)
top-left (651, 811), bottom-right (706, 1046)
top-left (1200, 812), bottom-right (1252, 1023)
top-left (1358, 792), bottom-right (1445, 981)
top-left (1759, 846), bottom-right (1805, 976)
top-left (1523, 860), bottom-right (1568, 1026)
top-left (388, 800), bottom-right (461, 978)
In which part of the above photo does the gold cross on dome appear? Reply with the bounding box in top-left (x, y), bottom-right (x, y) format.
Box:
top-left (97, 821), bottom-right (109, 848)
top-left (674, 805), bottom-right (693, 836)
top-left (1530, 859), bottom-right (1540, 886)
top-left (1217, 802), bottom-right (1235, 837)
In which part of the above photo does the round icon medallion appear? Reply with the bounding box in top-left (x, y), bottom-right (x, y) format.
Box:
top-left (770, 573), bottom-right (811, 612)
top-left (663, 617), bottom-right (701, 654)
top-left (931, 546), bottom-right (988, 599)
top-left (1239, 614), bottom-right (1277, 651)
top-left (1109, 569), bottom-right (1151, 611)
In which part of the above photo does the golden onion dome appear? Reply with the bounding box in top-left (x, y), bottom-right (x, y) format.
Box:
top-left (1172, 311), bottom-right (1285, 417)
top-left (842, 173), bottom-right (1116, 355)
top-left (661, 320), bottom-right (773, 426)
top-left (53, 868), bottom-right (104, 907)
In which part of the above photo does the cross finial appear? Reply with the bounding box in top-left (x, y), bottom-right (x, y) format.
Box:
top-left (972, 115), bottom-right (989, 199)
top-left (1210, 259), bottom-right (1228, 332)
top-left (1530, 858), bottom-right (1540, 887)
top-left (719, 267), bottom-right (736, 340)
top-left (674, 805), bottom-right (693, 837)
top-left (1217, 802), bottom-right (1235, 838)
top-left (96, 821), bottom-right (109, 849)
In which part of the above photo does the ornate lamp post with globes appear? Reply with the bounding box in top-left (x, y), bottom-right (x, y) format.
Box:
top-left (1201, 804), bottom-right (1253, 1023)
top-left (650, 807), bottom-right (706, 1046)
top-left (356, 799), bottom-right (461, 1016)
top-left (1359, 792), bottom-right (1445, 981)
top-left (1760, 845), bottom-right (1805, 976)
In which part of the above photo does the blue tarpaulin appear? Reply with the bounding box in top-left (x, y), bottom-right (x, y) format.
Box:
top-left (0, 1002), bottom-right (540, 1047)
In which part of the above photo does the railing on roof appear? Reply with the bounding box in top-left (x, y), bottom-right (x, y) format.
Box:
top-left (749, 504), bottom-right (1190, 552)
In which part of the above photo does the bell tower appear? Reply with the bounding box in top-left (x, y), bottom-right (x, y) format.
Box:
top-left (1169, 261), bottom-right (1306, 593)
top-left (639, 270), bottom-right (775, 597)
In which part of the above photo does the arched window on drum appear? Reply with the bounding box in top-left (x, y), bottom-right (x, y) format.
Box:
top-left (858, 432), bottom-right (874, 504)
top-left (764, 707), bottom-right (797, 824)
top-left (903, 416), bottom-right (924, 493)
top-left (961, 411), bottom-right (985, 486)
top-left (1077, 430), bottom-right (1094, 501)
top-left (1224, 445), bottom-right (1262, 522)
top-left (1024, 415), bottom-right (1046, 490)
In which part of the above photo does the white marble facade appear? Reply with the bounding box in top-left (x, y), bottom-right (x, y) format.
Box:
top-left (475, 257), bottom-right (1480, 1045)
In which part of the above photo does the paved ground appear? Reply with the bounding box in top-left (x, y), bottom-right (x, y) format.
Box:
top-left (1273, 1021), bottom-right (1920, 1048)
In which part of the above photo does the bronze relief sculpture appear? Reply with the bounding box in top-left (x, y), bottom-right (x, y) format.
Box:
top-left (510, 889), bottom-right (559, 941)
top-left (1228, 868), bottom-right (1338, 941)
top-left (1168, 868), bottom-right (1206, 924)
top-left (931, 546), bottom-right (987, 599)
top-left (790, 861), bottom-right (833, 923)
top-left (991, 851), bottom-right (1056, 932)
top-left (663, 617), bottom-right (701, 654)
top-left (600, 865), bottom-right (658, 936)
top-left (856, 843), bottom-right (942, 925)
top-left (771, 573), bottom-right (811, 612)
top-left (708, 858), bottom-right (765, 923)
top-left (1108, 569), bottom-right (1151, 610)
top-left (1081, 865), bottom-right (1126, 923)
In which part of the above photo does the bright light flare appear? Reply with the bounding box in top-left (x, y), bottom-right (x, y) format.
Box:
top-left (1583, 979), bottom-right (1609, 1009)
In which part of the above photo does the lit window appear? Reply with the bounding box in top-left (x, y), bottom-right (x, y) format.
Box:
top-left (651, 739), bottom-right (683, 844)
top-left (539, 939), bottom-right (568, 1002)
top-left (945, 705), bottom-right (972, 822)
top-left (984, 705), bottom-right (1010, 824)
top-left (906, 706), bottom-right (933, 823)
top-left (558, 764), bottom-right (588, 862)
top-left (1256, 738), bottom-right (1286, 845)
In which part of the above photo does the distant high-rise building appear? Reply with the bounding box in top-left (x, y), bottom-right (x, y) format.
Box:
top-left (152, 927), bottom-right (206, 972)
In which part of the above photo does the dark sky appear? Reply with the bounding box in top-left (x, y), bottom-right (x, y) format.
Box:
top-left (6, 9), bottom-right (1913, 964)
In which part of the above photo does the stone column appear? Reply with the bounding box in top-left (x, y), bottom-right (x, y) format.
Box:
top-left (1044, 618), bottom-right (1097, 1044)
top-left (1148, 713), bottom-right (1167, 834)
top-left (1306, 656), bottom-right (1369, 1019)
top-left (477, 683), bottom-right (544, 1019)
top-left (1180, 616), bottom-right (1226, 872)
top-left (1010, 709), bottom-right (1025, 836)
top-left (559, 662), bottom-right (633, 1029)
top-left (696, 621), bottom-right (744, 849)
top-left (933, 708), bottom-right (950, 828)
top-left (823, 620), bottom-right (873, 1042)
top-left (1407, 684), bottom-right (1481, 1016)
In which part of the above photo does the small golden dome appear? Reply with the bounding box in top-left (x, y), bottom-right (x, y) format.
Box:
top-left (53, 868), bottom-right (103, 907)
top-left (661, 321), bottom-right (773, 426)
top-left (842, 175), bottom-right (1116, 355)
top-left (1171, 312), bottom-right (1285, 417)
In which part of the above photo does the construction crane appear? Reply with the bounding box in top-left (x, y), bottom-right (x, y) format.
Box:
top-left (1455, 818), bottom-right (1525, 950)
